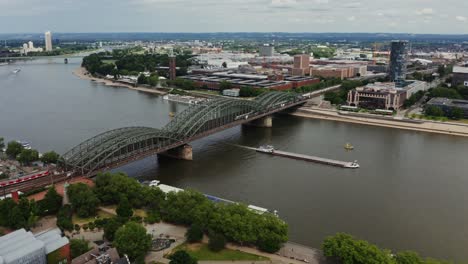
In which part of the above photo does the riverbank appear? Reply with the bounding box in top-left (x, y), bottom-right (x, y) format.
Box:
top-left (72, 67), bottom-right (168, 95)
top-left (292, 107), bottom-right (468, 137)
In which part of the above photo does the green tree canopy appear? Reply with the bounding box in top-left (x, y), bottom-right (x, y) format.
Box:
top-left (67, 183), bottom-right (99, 218)
top-left (6, 141), bottom-right (23, 158)
top-left (103, 218), bottom-right (124, 241)
top-left (116, 196), bottom-right (133, 219)
top-left (114, 222), bottom-right (152, 261)
top-left (70, 238), bottom-right (90, 259)
top-left (428, 87), bottom-right (461, 99)
top-left (17, 149), bottom-right (39, 165)
top-left (425, 105), bottom-right (444, 117)
top-left (208, 233), bottom-right (226, 252)
top-left (322, 233), bottom-right (394, 264)
top-left (40, 151), bottom-right (60, 164)
top-left (185, 224), bottom-right (204, 243)
top-left (0, 137), bottom-right (4, 151)
top-left (148, 74), bottom-right (159, 86)
top-left (41, 186), bottom-right (63, 214)
top-left (219, 81), bottom-right (233, 91)
top-left (395, 251), bottom-right (424, 264)
top-left (169, 250), bottom-right (198, 264)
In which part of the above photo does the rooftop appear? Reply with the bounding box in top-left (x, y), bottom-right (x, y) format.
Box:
top-left (427, 97), bottom-right (468, 109)
top-left (453, 66), bottom-right (468, 74)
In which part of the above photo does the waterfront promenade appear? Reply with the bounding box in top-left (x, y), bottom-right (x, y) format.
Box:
top-left (293, 107), bottom-right (468, 137)
top-left (73, 67), bottom-right (168, 95)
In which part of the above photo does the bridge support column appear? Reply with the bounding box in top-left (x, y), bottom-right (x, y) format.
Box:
top-left (244, 116), bottom-right (272, 128)
top-left (159, 144), bottom-right (193, 161)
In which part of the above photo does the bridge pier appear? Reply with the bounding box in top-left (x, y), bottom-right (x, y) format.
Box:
top-left (244, 116), bottom-right (272, 128)
top-left (158, 144), bottom-right (193, 161)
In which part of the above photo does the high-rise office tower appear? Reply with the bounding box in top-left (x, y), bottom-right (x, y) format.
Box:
top-left (389, 40), bottom-right (409, 87)
top-left (45, 31), bottom-right (53, 52)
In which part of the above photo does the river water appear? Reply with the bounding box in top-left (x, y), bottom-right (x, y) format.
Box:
top-left (1, 58), bottom-right (468, 262)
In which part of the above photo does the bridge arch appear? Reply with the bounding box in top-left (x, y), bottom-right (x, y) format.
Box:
top-left (61, 92), bottom-right (304, 174)
top-left (61, 127), bottom-right (181, 174)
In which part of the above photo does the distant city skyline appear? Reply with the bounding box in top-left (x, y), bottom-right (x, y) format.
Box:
top-left (0, 0), bottom-right (467, 34)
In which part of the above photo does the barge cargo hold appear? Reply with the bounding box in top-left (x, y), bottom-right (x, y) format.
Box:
top-left (256, 145), bottom-right (359, 169)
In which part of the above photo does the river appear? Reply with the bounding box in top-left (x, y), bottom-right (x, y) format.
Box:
top-left (1, 58), bottom-right (468, 262)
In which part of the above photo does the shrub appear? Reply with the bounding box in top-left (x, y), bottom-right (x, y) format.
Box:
top-left (208, 233), bottom-right (226, 252)
top-left (185, 224), bottom-right (204, 243)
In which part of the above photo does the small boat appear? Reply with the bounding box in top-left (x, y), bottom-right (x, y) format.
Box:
top-left (16, 141), bottom-right (32, 150)
top-left (257, 145), bottom-right (275, 153)
top-left (12, 68), bottom-right (21, 74)
top-left (344, 143), bottom-right (354, 150)
top-left (344, 160), bottom-right (360, 169)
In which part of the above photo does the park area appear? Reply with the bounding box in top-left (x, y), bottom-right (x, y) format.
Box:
top-left (171, 243), bottom-right (269, 262)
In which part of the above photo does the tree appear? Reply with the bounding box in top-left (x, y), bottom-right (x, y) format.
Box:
top-left (169, 250), bottom-right (198, 264)
top-left (6, 141), bottom-right (23, 158)
top-left (395, 251), bottom-right (424, 264)
top-left (148, 74), bottom-right (159, 87)
top-left (322, 233), bottom-right (394, 264)
top-left (70, 238), bottom-right (90, 258)
top-left (88, 222), bottom-right (95, 231)
top-left (450, 107), bottom-right (464, 120)
top-left (74, 224), bottom-right (81, 233)
top-left (40, 151), bottom-right (60, 164)
top-left (137, 74), bottom-right (148, 84)
top-left (57, 205), bottom-right (73, 231)
top-left (116, 196), bottom-right (133, 219)
top-left (114, 222), bottom-right (152, 261)
top-left (17, 149), bottom-right (39, 165)
top-left (425, 105), bottom-right (444, 117)
top-left (67, 183), bottom-right (99, 218)
top-left (104, 218), bottom-right (123, 241)
top-left (41, 186), bottom-right (63, 214)
top-left (0, 137), bottom-right (4, 151)
top-left (208, 233), bottom-right (226, 252)
top-left (219, 81), bottom-right (232, 91)
top-left (185, 224), bottom-right (204, 243)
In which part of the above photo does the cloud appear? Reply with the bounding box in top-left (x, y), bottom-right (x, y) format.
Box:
top-left (347, 16), bottom-right (356, 21)
top-left (455, 15), bottom-right (467, 22)
top-left (416, 8), bottom-right (434, 16)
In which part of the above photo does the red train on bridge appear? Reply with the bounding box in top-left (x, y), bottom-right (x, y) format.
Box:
top-left (0, 170), bottom-right (50, 188)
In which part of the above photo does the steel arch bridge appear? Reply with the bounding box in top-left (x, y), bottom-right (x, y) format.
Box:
top-left (60, 92), bottom-right (306, 175)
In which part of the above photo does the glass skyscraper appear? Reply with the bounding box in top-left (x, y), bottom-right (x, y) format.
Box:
top-left (389, 40), bottom-right (409, 87)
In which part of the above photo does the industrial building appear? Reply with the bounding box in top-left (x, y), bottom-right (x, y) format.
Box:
top-left (181, 72), bottom-right (319, 91)
top-left (452, 66), bottom-right (468, 87)
top-left (292, 54), bottom-right (310, 76)
top-left (310, 64), bottom-right (367, 79)
top-left (347, 80), bottom-right (428, 110)
top-left (389, 40), bottom-right (409, 87)
top-left (259, 44), bottom-right (274, 57)
top-left (426, 98), bottom-right (468, 118)
top-left (0, 228), bottom-right (70, 264)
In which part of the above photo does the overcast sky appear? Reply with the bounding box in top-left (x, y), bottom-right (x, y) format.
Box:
top-left (1, 0), bottom-right (467, 34)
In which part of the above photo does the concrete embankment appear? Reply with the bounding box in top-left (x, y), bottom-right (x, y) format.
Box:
top-left (72, 67), bottom-right (168, 95)
top-left (292, 108), bottom-right (468, 137)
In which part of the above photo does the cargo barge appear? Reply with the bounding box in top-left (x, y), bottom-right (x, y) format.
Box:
top-left (256, 145), bottom-right (360, 169)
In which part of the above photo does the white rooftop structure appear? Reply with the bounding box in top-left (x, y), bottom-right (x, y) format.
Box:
top-left (453, 66), bottom-right (468, 74)
top-left (0, 228), bottom-right (69, 264)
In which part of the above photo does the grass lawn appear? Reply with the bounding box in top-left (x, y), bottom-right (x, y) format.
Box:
top-left (102, 59), bottom-right (116, 64)
top-left (134, 209), bottom-right (147, 218)
top-left (172, 243), bottom-right (269, 261)
top-left (72, 210), bottom-right (115, 225)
